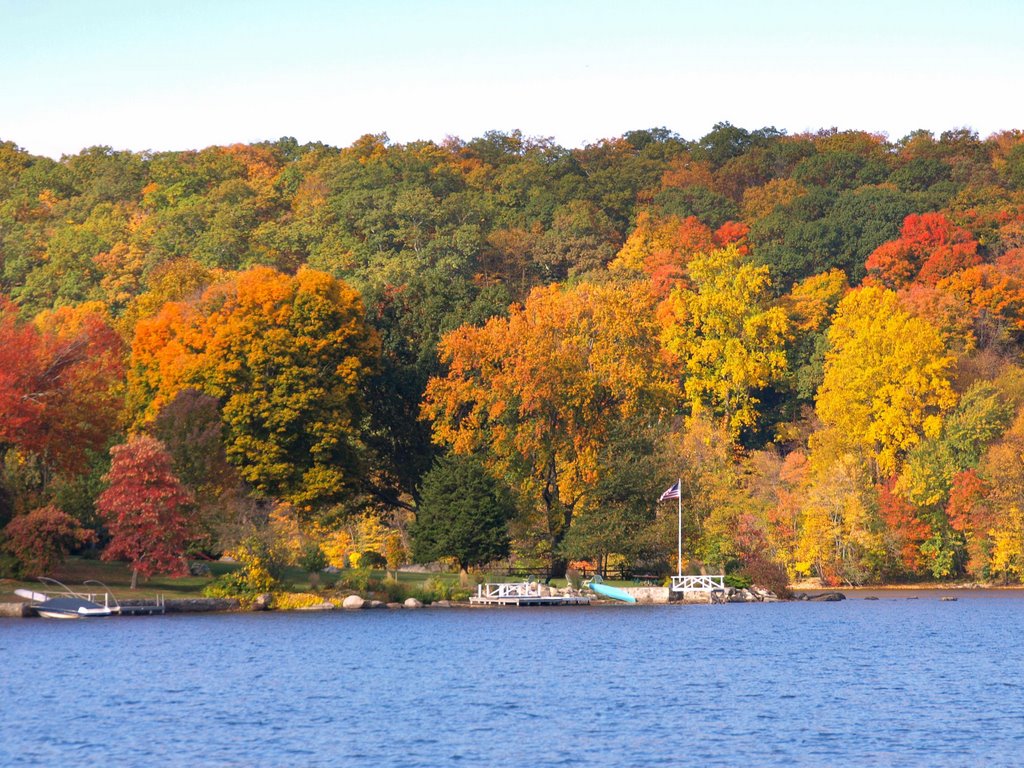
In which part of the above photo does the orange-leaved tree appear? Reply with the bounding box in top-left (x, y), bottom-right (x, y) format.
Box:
top-left (865, 212), bottom-right (981, 289)
top-left (610, 212), bottom-right (715, 296)
top-left (0, 298), bottom-right (125, 474)
top-left (126, 267), bottom-right (380, 513)
top-left (422, 281), bottom-right (677, 576)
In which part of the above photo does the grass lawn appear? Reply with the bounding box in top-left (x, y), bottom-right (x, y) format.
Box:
top-left (0, 558), bottom-right (465, 602)
top-left (0, 558), bottom-right (238, 602)
top-left (0, 558), bottom-right (638, 604)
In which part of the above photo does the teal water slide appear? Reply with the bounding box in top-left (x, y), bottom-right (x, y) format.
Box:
top-left (587, 577), bottom-right (637, 603)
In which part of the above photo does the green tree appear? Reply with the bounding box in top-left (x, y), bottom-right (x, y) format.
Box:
top-left (751, 186), bottom-right (919, 288)
top-left (411, 455), bottom-right (514, 578)
top-left (559, 424), bottom-right (671, 576)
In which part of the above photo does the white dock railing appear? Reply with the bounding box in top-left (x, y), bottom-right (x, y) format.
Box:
top-left (670, 574), bottom-right (725, 593)
top-left (477, 582), bottom-right (543, 600)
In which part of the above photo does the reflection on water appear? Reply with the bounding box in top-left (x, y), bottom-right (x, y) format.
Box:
top-left (3, 598), bottom-right (1024, 767)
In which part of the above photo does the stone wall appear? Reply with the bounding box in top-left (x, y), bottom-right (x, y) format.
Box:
top-left (163, 597), bottom-right (240, 613)
top-left (623, 587), bottom-right (671, 604)
top-left (0, 602), bottom-right (33, 617)
top-left (670, 590), bottom-right (715, 604)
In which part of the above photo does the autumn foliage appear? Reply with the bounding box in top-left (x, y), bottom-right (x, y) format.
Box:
top-left (865, 213), bottom-right (981, 289)
top-left (96, 436), bottom-right (195, 588)
top-left (5, 126), bottom-right (1024, 586)
top-left (0, 299), bottom-right (124, 472)
top-left (2, 505), bottom-right (95, 575)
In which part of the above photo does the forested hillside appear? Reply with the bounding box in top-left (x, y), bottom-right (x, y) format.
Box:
top-left (4, 124), bottom-right (1024, 587)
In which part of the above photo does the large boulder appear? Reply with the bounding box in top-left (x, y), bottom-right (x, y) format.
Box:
top-left (727, 588), bottom-right (756, 602)
top-left (342, 594), bottom-right (365, 610)
top-left (404, 597), bottom-right (423, 609)
top-left (251, 593), bottom-right (273, 611)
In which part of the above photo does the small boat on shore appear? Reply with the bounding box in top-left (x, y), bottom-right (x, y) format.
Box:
top-left (14, 578), bottom-right (120, 619)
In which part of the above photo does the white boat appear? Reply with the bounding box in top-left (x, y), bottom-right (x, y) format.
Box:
top-left (14, 578), bottom-right (120, 619)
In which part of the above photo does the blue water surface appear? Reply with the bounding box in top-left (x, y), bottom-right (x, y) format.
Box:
top-left (2, 597), bottom-right (1023, 767)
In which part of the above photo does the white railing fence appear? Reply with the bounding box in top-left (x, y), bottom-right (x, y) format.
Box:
top-left (670, 574), bottom-right (725, 593)
top-left (477, 582), bottom-right (543, 599)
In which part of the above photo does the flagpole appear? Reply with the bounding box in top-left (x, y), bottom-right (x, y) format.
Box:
top-left (677, 477), bottom-right (682, 578)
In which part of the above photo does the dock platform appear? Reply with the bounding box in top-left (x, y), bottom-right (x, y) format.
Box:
top-left (469, 582), bottom-right (590, 607)
top-left (118, 595), bottom-right (166, 615)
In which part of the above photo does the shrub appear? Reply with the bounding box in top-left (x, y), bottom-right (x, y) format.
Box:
top-left (298, 543), bottom-right (328, 575)
top-left (381, 576), bottom-right (409, 603)
top-left (227, 534), bottom-right (287, 593)
top-left (341, 566), bottom-right (372, 593)
top-left (3, 506), bottom-right (95, 575)
top-left (412, 576), bottom-right (456, 604)
top-left (0, 552), bottom-right (24, 579)
top-left (360, 550), bottom-right (386, 569)
top-left (273, 592), bottom-right (330, 610)
top-left (724, 573), bottom-right (752, 589)
top-left (741, 556), bottom-right (793, 599)
top-left (203, 570), bottom-right (255, 598)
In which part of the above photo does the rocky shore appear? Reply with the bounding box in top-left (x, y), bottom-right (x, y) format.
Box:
top-left (28, 583), bottom-right (1024, 618)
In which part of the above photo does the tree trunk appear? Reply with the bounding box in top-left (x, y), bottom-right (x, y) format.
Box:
top-left (130, 567), bottom-right (138, 590)
top-left (459, 567), bottom-right (469, 587)
top-left (548, 556), bottom-right (567, 581)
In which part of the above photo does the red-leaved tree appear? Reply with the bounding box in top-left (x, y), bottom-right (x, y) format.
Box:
top-left (865, 212), bottom-right (981, 289)
top-left (96, 435), bottom-right (195, 589)
top-left (2, 505), bottom-right (95, 575)
top-left (0, 298), bottom-right (125, 474)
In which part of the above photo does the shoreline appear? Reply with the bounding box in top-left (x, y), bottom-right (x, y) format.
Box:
top-left (7, 583), bottom-right (1024, 619)
top-left (800, 585), bottom-right (1024, 600)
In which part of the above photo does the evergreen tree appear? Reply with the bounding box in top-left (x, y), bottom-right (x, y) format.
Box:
top-left (411, 455), bottom-right (514, 574)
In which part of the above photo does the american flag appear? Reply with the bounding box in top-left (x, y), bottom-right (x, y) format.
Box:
top-left (659, 480), bottom-right (680, 502)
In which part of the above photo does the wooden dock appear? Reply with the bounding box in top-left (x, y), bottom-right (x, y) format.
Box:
top-left (469, 582), bottom-right (590, 607)
top-left (118, 595), bottom-right (166, 615)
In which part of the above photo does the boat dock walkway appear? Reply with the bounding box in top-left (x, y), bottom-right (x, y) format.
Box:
top-left (469, 582), bottom-right (590, 606)
top-left (119, 595), bottom-right (166, 615)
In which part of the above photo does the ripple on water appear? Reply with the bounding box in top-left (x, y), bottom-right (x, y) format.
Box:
top-left (2, 600), bottom-right (1024, 766)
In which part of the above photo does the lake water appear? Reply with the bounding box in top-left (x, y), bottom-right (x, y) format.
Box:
top-left (2, 597), bottom-right (1024, 767)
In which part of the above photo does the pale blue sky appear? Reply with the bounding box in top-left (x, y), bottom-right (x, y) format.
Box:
top-left (2, 0), bottom-right (1022, 157)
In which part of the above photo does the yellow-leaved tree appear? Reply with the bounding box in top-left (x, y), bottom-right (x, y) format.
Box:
top-left (658, 244), bottom-right (790, 439)
top-left (794, 448), bottom-right (883, 585)
top-left (814, 286), bottom-right (957, 479)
